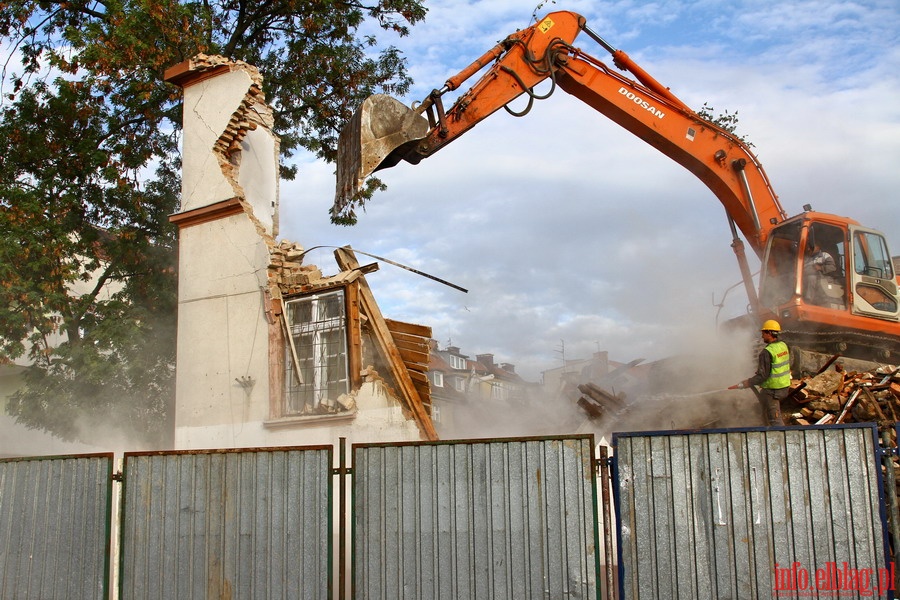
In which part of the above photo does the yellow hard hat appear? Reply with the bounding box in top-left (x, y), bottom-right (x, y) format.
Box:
top-left (761, 319), bottom-right (781, 332)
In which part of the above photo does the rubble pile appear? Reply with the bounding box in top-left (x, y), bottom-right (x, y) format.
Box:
top-left (576, 383), bottom-right (628, 421)
top-left (788, 364), bottom-right (900, 436)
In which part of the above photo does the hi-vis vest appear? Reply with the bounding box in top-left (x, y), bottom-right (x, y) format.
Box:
top-left (761, 341), bottom-right (791, 389)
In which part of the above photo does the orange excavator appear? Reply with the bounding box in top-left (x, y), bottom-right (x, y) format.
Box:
top-left (334, 10), bottom-right (900, 363)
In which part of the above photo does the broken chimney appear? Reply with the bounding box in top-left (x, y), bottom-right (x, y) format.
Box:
top-left (165, 54), bottom-right (279, 236)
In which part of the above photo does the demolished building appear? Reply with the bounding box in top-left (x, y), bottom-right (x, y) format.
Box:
top-left (164, 55), bottom-right (435, 449)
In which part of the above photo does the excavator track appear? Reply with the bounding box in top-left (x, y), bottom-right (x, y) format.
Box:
top-left (782, 327), bottom-right (899, 364)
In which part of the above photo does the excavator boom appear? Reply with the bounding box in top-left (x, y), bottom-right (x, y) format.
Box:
top-left (335, 11), bottom-right (786, 254)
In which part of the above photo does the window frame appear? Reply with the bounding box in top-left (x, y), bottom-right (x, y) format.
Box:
top-left (267, 283), bottom-right (362, 425)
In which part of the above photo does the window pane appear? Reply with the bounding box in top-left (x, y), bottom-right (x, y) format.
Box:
top-left (759, 221), bottom-right (801, 307)
top-left (854, 231), bottom-right (894, 279)
top-left (802, 223), bottom-right (846, 308)
top-left (284, 289), bottom-right (349, 416)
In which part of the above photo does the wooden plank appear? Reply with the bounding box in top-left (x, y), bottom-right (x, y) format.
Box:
top-left (345, 282), bottom-right (363, 388)
top-left (405, 361), bottom-right (429, 374)
top-left (268, 306), bottom-right (284, 419)
top-left (335, 247), bottom-right (437, 440)
top-left (393, 336), bottom-right (429, 354)
top-left (414, 381), bottom-right (431, 406)
top-left (385, 318), bottom-right (432, 338)
top-left (578, 383), bottom-right (627, 410)
top-left (390, 330), bottom-right (431, 347)
top-left (407, 369), bottom-right (429, 385)
top-left (397, 346), bottom-right (430, 366)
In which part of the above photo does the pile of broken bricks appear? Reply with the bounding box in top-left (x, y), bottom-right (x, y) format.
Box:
top-left (787, 363), bottom-right (900, 438)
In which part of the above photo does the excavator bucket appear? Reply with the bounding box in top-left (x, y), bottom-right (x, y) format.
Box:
top-left (335, 94), bottom-right (430, 207)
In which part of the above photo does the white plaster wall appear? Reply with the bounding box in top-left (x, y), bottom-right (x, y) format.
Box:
top-left (174, 380), bottom-right (424, 449)
top-left (173, 213), bottom-right (272, 443)
top-left (180, 69), bottom-right (252, 213)
top-left (177, 214), bottom-right (270, 302)
top-left (239, 127), bottom-right (279, 235)
top-left (172, 214), bottom-right (425, 449)
top-left (172, 58), bottom-right (428, 452)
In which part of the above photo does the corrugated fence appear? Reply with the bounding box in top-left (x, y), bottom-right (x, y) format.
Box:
top-left (3, 427), bottom-right (896, 599)
top-left (614, 424), bottom-right (892, 600)
top-left (352, 435), bottom-right (601, 599)
top-left (119, 446), bottom-right (333, 600)
top-left (0, 453), bottom-right (113, 600)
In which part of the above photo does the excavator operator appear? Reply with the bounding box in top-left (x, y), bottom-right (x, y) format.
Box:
top-left (803, 241), bottom-right (840, 306)
top-left (730, 320), bottom-right (792, 426)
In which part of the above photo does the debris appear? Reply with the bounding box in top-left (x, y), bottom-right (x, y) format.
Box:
top-left (804, 370), bottom-right (843, 396)
top-left (786, 364), bottom-right (900, 441)
top-left (576, 382), bottom-right (628, 421)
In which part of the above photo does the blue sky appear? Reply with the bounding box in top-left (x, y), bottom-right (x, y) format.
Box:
top-left (280, 0), bottom-right (900, 380)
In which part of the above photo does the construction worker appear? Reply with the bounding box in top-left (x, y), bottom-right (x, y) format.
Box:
top-left (730, 320), bottom-right (791, 426)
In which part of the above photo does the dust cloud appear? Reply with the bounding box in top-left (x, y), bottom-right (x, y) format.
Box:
top-left (0, 410), bottom-right (164, 458)
top-left (434, 325), bottom-right (767, 442)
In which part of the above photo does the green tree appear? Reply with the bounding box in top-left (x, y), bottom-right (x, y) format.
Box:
top-left (0, 0), bottom-right (425, 446)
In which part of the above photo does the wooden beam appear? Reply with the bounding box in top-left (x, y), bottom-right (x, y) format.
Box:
top-left (392, 336), bottom-right (430, 354)
top-left (334, 247), bottom-right (437, 440)
top-left (405, 362), bottom-right (429, 374)
top-left (406, 370), bottom-right (429, 385)
top-left (345, 283), bottom-right (363, 389)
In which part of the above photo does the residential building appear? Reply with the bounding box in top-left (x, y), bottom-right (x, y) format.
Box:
top-left (427, 341), bottom-right (534, 437)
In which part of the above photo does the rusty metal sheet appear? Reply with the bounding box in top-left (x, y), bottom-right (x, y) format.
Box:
top-left (352, 435), bottom-right (601, 599)
top-left (614, 425), bottom-right (891, 599)
top-left (119, 446), bottom-right (332, 600)
top-left (0, 453), bottom-right (113, 599)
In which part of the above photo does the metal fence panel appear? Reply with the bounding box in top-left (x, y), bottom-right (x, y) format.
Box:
top-left (119, 446), bottom-right (332, 600)
top-left (353, 435), bottom-right (601, 600)
top-left (614, 425), bottom-right (892, 600)
top-left (0, 453), bottom-right (113, 600)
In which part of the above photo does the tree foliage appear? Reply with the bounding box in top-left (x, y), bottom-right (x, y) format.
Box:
top-left (0, 0), bottom-right (425, 445)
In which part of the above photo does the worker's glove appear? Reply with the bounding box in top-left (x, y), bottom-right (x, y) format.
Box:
top-left (728, 382), bottom-right (745, 390)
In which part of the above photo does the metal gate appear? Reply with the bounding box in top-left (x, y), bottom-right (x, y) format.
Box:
top-left (613, 424), bottom-right (893, 599)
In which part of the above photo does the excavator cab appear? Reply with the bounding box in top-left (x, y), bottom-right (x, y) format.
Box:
top-left (758, 214), bottom-right (900, 358)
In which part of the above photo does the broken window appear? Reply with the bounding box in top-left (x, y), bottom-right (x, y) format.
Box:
top-left (283, 288), bottom-right (350, 415)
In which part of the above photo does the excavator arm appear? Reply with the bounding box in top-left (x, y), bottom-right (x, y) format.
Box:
top-left (334, 11), bottom-right (787, 256)
top-left (335, 9), bottom-right (900, 363)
